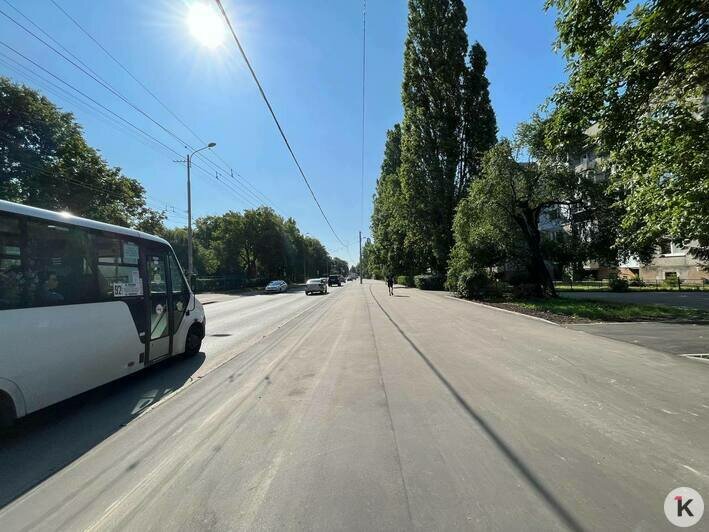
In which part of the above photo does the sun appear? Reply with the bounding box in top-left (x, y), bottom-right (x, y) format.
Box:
top-left (187, 3), bottom-right (226, 48)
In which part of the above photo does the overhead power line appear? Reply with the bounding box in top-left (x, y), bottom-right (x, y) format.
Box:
top-left (0, 2), bottom-right (284, 216)
top-left (0, 5), bottom-right (250, 197)
top-left (0, 40), bottom-right (182, 157)
top-left (0, 46), bottom-right (254, 210)
top-left (361, 0), bottom-right (367, 232)
top-left (45, 0), bottom-right (277, 211)
top-left (0, 51), bottom-right (179, 159)
top-left (213, 0), bottom-right (346, 247)
top-left (47, 0), bottom-right (208, 153)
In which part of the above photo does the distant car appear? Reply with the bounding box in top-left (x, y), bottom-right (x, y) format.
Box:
top-left (339, 275), bottom-right (346, 284)
top-left (305, 278), bottom-right (328, 295)
top-left (265, 280), bottom-right (288, 293)
top-left (328, 274), bottom-right (341, 287)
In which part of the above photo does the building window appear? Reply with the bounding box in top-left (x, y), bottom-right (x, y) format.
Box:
top-left (664, 272), bottom-right (678, 281)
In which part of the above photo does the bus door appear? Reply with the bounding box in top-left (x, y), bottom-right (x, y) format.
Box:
top-left (144, 247), bottom-right (172, 363)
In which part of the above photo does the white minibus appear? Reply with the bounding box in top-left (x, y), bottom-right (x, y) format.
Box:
top-left (0, 200), bottom-right (206, 426)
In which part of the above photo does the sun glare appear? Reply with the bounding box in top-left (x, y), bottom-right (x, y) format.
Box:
top-left (187, 3), bottom-right (226, 48)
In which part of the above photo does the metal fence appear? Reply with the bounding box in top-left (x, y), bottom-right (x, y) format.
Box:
top-left (554, 278), bottom-right (709, 291)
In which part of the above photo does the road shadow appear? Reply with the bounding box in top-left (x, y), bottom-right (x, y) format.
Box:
top-left (0, 353), bottom-right (205, 509)
top-left (369, 286), bottom-right (585, 532)
top-left (286, 284), bottom-right (307, 293)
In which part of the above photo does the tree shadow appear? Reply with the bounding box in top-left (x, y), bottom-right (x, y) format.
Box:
top-left (0, 353), bottom-right (205, 509)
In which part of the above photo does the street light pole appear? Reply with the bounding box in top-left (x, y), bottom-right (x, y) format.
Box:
top-left (186, 142), bottom-right (216, 282)
top-left (359, 231), bottom-right (362, 285)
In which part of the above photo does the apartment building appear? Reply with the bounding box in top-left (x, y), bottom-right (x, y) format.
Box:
top-left (555, 125), bottom-right (707, 283)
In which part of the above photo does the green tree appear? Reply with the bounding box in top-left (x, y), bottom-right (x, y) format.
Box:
top-left (360, 239), bottom-right (380, 279)
top-left (371, 124), bottom-right (417, 276)
top-left (161, 208), bottom-right (333, 282)
top-left (0, 77), bottom-right (165, 230)
top-left (545, 0), bottom-right (709, 262)
top-left (330, 257), bottom-right (349, 275)
top-left (451, 121), bottom-right (590, 296)
top-left (378, 2), bottom-right (497, 277)
top-left (304, 236), bottom-right (329, 278)
top-left (459, 42), bottom-right (497, 195)
top-left (398, 0), bottom-right (470, 273)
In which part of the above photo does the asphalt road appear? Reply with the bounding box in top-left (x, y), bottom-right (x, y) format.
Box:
top-left (1, 281), bottom-right (708, 531)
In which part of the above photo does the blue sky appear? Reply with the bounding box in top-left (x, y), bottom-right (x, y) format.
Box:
top-left (0, 0), bottom-right (566, 265)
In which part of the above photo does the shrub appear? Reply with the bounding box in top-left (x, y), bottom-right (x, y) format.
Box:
top-left (628, 276), bottom-right (645, 287)
top-left (661, 277), bottom-right (682, 288)
top-left (609, 277), bottom-right (629, 292)
top-left (457, 269), bottom-right (492, 299)
top-left (414, 274), bottom-right (445, 291)
top-left (396, 275), bottom-right (415, 287)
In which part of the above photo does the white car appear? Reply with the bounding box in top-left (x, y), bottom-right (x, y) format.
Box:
top-left (265, 280), bottom-right (288, 293)
top-left (305, 278), bottom-right (328, 295)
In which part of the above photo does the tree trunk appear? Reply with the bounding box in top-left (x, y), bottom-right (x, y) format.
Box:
top-left (516, 210), bottom-right (557, 297)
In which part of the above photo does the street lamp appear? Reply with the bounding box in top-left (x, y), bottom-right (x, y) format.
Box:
top-left (186, 142), bottom-right (216, 281)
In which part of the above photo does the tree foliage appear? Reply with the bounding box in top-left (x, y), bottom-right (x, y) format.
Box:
top-left (0, 77), bottom-right (165, 230)
top-left (545, 0), bottom-right (709, 261)
top-left (160, 207), bottom-right (333, 281)
top-left (371, 0), bottom-right (497, 276)
top-left (449, 119), bottom-right (608, 296)
top-left (370, 124), bottom-right (416, 275)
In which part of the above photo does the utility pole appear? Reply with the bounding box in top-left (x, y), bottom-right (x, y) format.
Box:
top-left (359, 231), bottom-right (363, 284)
top-left (186, 152), bottom-right (193, 280)
top-left (185, 142), bottom-right (216, 282)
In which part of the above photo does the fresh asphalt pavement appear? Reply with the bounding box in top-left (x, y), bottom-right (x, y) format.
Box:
top-left (559, 291), bottom-right (709, 356)
top-left (1, 281), bottom-right (708, 530)
top-left (0, 284), bottom-right (332, 509)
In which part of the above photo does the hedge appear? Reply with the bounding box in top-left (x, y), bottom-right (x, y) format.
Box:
top-left (414, 274), bottom-right (445, 290)
top-left (396, 275), bottom-right (415, 287)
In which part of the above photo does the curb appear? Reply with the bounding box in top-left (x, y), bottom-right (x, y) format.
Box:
top-left (444, 294), bottom-right (560, 326)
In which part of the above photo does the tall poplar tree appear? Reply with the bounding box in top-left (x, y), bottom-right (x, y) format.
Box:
top-left (399, 0), bottom-right (470, 273)
top-left (459, 42), bottom-right (497, 198)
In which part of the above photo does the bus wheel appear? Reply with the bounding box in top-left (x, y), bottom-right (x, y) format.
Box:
top-left (0, 392), bottom-right (16, 430)
top-left (184, 325), bottom-right (203, 357)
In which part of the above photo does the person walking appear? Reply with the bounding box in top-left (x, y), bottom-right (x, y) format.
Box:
top-left (386, 274), bottom-right (394, 296)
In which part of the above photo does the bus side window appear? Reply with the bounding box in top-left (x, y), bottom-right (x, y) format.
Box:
top-left (168, 252), bottom-right (189, 328)
top-left (25, 220), bottom-right (97, 307)
top-left (94, 235), bottom-right (142, 299)
top-left (0, 214), bottom-right (26, 309)
top-left (168, 253), bottom-right (186, 294)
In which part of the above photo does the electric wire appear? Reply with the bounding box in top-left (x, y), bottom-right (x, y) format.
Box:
top-left (213, 0), bottom-right (346, 247)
